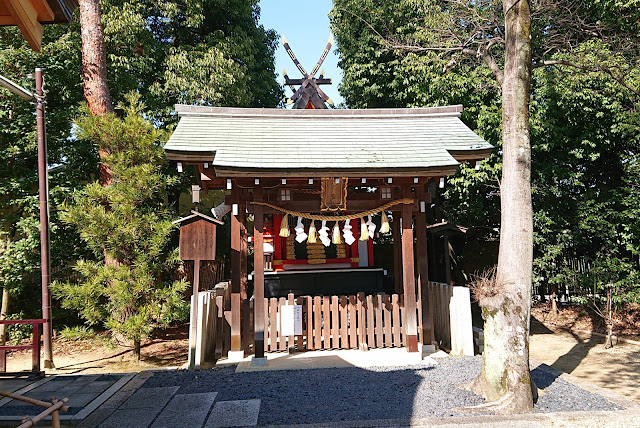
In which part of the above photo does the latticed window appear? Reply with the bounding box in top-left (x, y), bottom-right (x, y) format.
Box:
top-left (380, 187), bottom-right (392, 199)
top-left (279, 189), bottom-right (292, 201)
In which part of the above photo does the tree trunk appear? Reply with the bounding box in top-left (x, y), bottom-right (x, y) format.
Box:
top-left (78, 0), bottom-right (114, 186)
top-left (550, 287), bottom-right (558, 316)
top-left (605, 286), bottom-right (613, 348)
top-left (0, 289), bottom-right (9, 345)
top-left (133, 340), bottom-right (141, 361)
top-left (469, 0), bottom-right (536, 414)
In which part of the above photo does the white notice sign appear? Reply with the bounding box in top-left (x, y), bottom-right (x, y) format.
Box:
top-left (280, 304), bottom-right (302, 336)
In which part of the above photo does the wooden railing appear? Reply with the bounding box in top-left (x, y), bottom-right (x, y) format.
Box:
top-left (203, 282), bottom-right (474, 361)
top-left (0, 391), bottom-right (69, 428)
top-left (0, 319), bottom-right (45, 375)
top-left (263, 292), bottom-right (420, 352)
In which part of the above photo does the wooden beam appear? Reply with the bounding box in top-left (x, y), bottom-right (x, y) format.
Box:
top-left (240, 202), bottom-right (248, 301)
top-left (284, 78), bottom-right (332, 85)
top-left (415, 186), bottom-right (434, 345)
top-left (444, 231), bottom-right (452, 285)
top-left (245, 200), bottom-right (418, 215)
top-left (31, 0), bottom-right (55, 21)
top-left (253, 187), bottom-right (265, 358)
top-left (392, 216), bottom-right (402, 294)
top-left (230, 183), bottom-right (242, 353)
top-left (3, 0), bottom-right (44, 51)
top-left (401, 184), bottom-right (418, 352)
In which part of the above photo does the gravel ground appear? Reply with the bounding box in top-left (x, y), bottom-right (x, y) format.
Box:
top-left (142, 356), bottom-right (621, 425)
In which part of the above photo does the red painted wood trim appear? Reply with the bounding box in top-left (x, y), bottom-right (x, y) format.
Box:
top-left (274, 214), bottom-right (282, 261)
top-left (281, 258), bottom-right (352, 266)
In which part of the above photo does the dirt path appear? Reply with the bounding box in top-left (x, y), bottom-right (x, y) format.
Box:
top-left (530, 319), bottom-right (640, 403)
top-left (5, 325), bottom-right (189, 375)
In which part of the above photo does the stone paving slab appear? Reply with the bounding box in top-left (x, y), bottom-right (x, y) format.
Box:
top-left (151, 392), bottom-right (218, 428)
top-left (99, 407), bottom-right (163, 428)
top-left (118, 386), bottom-right (179, 410)
top-left (205, 399), bottom-right (260, 428)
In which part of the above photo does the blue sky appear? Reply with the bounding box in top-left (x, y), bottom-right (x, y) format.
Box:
top-left (258, 0), bottom-right (344, 106)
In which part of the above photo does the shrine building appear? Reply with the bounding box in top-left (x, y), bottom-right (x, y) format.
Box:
top-left (165, 103), bottom-right (492, 359)
top-left (164, 36), bottom-right (491, 363)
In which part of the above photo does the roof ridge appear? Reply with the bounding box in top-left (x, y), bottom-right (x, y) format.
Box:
top-left (174, 105), bottom-right (463, 118)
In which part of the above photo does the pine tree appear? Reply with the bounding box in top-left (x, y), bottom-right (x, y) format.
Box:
top-left (51, 94), bottom-right (188, 360)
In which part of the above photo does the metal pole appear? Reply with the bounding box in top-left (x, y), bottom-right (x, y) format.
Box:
top-left (36, 68), bottom-right (54, 369)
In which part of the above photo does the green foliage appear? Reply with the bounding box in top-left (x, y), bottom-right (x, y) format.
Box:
top-left (331, 0), bottom-right (640, 304)
top-left (51, 96), bottom-right (189, 347)
top-left (0, 0), bottom-right (280, 323)
top-left (59, 325), bottom-right (96, 341)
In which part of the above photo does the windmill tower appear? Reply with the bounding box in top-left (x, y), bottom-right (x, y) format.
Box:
top-left (282, 35), bottom-right (334, 109)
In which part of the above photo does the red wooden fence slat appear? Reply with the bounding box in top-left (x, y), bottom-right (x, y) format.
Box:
top-left (314, 296), bottom-right (322, 350)
top-left (330, 296), bottom-right (339, 349)
top-left (366, 294), bottom-right (374, 348)
top-left (339, 296), bottom-right (348, 349)
top-left (392, 294), bottom-right (401, 347)
top-left (306, 296), bottom-right (313, 351)
top-left (357, 293), bottom-right (366, 350)
top-left (383, 294), bottom-right (392, 347)
top-left (322, 297), bottom-right (330, 349)
top-left (375, 294), bottom-right (383, 348)
top-left (348, 295), bottom-right (357, 349)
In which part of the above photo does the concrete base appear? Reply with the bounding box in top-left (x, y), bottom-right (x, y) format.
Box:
top-left (251, 357), bottom-right (268, 367)
top-left (226, 351), bottom-right (245, 363)
top-left (420, 343), bottom-right (437, 356)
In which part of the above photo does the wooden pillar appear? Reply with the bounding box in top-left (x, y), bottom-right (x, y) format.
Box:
top-left (416, 186), bottom-right (434, 345)
top-left (240, 198), bottom-right (248, 300)
top-left (392, 216), bottom-right (402, 294)
top-left (188, 259), bottom-right (200, 368)
top-left (253, 187), bottom-right (265, 358)
top-left (401, 184), bottom-right (418, 352)
top-left (230, 183), bottom-right (242, 353)
top-left (444, 231), bottom-right (452, 285)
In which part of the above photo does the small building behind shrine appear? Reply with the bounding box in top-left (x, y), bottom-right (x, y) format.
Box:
top-left (165, 103), bottom-right (491, 361)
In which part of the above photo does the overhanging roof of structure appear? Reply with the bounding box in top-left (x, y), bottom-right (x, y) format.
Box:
top-left (164, 104), bottom-right (493, 177)
top-left (0, 0), bottom-right (77, 51)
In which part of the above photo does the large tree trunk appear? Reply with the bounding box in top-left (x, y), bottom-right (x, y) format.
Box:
top-left (78, 0), bottom-right (114, 187)
top-left (469, 0), bottom-right (536, 414)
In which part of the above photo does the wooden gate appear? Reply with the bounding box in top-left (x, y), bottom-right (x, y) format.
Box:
top-left (264, 292), bottom-right (421, 352)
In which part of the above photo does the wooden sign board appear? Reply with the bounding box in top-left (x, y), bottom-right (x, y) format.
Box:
top-left (321, 177), bottom-right (348, 211)
top-left (173, 211), bottom-right (223, 261)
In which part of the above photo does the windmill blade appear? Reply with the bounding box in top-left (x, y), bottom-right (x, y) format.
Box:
top-left (310, 34), bottom-right (333, 77)
top-left (282, 35), bottom-right (308, 77)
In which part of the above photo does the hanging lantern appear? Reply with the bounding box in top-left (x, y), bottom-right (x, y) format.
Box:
top-left (279, 214), bottom-right (290, 237)
top-left (343, 219), bottom-right (356, 245)
top-left (295, 217), bottom-right (308, 243)
top-left (308, 220), bottom-right (318, 244)
top-left (359, 218), bottom-right (369, 241)
top-left (366, 215), bottom-right (377, 239)
top-left (380, 211), bottom-right (390, 234)
top-left (332, 221), bottom-right (343, 245)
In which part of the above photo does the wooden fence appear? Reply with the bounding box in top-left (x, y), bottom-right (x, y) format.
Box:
top-left (263, 292), bottom-right (420, 352)
top-left (195, 281), bottom-right (474, 363)
top-left (428, 282), bottom-right (473, 356)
